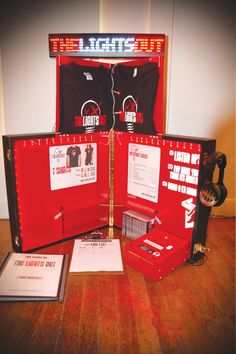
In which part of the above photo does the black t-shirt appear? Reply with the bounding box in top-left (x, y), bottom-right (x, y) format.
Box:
top-left (66, 145), bottom-right (81, 167)
top-left (85, 145), bottom-right (94, 165)
top-left (113, 62), bottom-right (159, 135)
top-left (59, 61), bottom-right (159, 135)
top-left (60, 63), bottom-right (114, 133)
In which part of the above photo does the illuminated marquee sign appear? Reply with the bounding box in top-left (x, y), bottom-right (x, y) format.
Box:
top-left (49, 33), bottom-right (165, 57)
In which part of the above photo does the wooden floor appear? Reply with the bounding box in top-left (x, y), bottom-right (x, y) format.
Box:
top-left (0, 218), bottom-right (235, 354)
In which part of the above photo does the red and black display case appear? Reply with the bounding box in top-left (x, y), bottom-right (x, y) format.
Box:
top-left (3, 34), bottom-right (227, 279)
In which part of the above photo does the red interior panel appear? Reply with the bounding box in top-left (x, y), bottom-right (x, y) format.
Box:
top-left (13, 133), bottom-right (109, 251)
top-left (113, 132), bottom-right (202, 243)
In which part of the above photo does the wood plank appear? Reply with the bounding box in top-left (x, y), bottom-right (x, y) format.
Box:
top-left (0, 218), bottom-right (235, 354)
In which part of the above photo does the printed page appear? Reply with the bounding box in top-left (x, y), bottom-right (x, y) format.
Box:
top-left (0, 253), bottom-right (64, 298)
top-left (49, 143), bottom-right (97, 190)
top-left (70, 239), bottom-right (123, 273)
top-left (127, 143), bottom-right (161, 202)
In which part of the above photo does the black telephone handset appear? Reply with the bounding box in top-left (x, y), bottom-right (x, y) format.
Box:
top-left (200, 152), bottom-right (227, 207)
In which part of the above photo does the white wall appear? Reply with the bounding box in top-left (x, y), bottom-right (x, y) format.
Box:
top-left (0, 50), bottom-right (7, 217)
top-left (0, 0), bottom-right (235, 218)
top-left (166, 0), bottom-right (235, 216)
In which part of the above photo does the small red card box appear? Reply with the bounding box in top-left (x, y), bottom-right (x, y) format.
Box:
top-left (124, 228), bottom-right (190, 280)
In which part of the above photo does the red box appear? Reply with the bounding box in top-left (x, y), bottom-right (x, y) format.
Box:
top-left (124, 228), bottom-right (190, 280)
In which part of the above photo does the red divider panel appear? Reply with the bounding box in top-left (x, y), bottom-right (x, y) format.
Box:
top-left (114, 132), bottom-right (202, 244)
top-left (13, 132), bottom-right (109, 251)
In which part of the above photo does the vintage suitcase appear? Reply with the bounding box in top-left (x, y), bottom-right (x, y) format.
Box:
top-left (3, 130), bottom-right (226, 261)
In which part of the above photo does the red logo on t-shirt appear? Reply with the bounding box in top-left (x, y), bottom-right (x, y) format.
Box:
top-left (74, 100), bottom-right (106, 128)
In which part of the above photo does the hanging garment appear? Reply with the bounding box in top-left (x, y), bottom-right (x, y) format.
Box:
top-left (112, 62), bottom-right (159, 135)
top-left (59, 62), bottom-right (114, 133)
